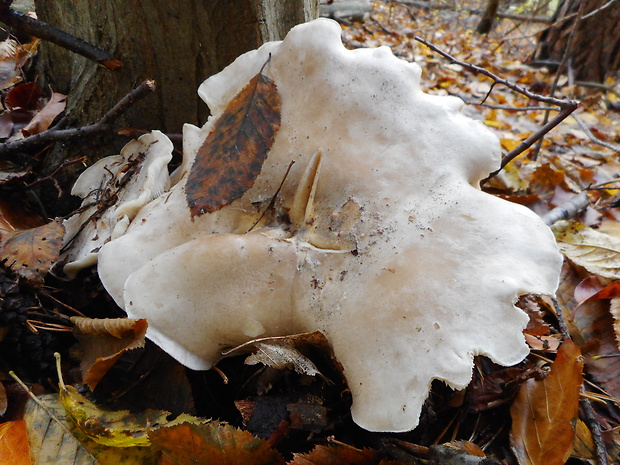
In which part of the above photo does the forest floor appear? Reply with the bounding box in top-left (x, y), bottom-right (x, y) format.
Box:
top-left (0, 1), bottom-right (620, 464)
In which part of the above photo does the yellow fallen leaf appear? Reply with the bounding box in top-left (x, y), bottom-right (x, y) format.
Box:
top-left (553, 220), bottom-right (620, 279)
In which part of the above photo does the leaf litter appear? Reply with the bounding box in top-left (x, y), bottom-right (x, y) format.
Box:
top-left (2, 1), bottom-right (620, 464)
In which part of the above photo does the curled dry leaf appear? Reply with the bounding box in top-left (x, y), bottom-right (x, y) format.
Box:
top-left (510, 339), bottom-right (584, 465)
top-left (70, 317), bottom-right (148, 390)
top-left (222, 331), bottom-right (333, 379)
top-left (185, 62), bottom-right (281, 217)
top-left (0, 219), bottom-right (65, 283)
top-left (150, 421), bottom-right (286, 465)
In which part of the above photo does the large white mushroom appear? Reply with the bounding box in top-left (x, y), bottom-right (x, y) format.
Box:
top-left (93, 19), bottom-right (562, 432)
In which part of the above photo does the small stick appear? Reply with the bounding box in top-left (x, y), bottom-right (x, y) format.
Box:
top-left (542, 191), bottom-right (590, 226)
top-left (0, 1), bottom-right (121, 70)
top-left (480, 103), bottom-right (577, 185)
top-left (414, 35), bottom-right (578, 109)
top-left (0, 80), bottom-right (156, 161)
top-left (580, 390), bottom-right (611, 465)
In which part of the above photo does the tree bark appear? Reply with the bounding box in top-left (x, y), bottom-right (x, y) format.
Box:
top-left (476, 0), bottom-right (501, 34)
top-left (531, 0), bottom-right (620, 82)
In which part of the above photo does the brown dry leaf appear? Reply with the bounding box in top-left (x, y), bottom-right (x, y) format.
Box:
top-left (5, 82), bottom-right (44, 111)
top-left (0, 197), bottom-right (45, 241)
top-left (185, 63), bottom-right (281, 217)
top-left (510, 339), bottom-right (584, 465)
top-left (150, 421), bottom-right (285, 465)
top-left (557, 262), bottom-right (620, 398)
top-left (0, 419), bottom-right (32, 465)
top-left (290, 444), bottom-right (383, 465)
top-left (0, 219), bottom-right (65, 283)
top-left (70, 317), bottom-right (148, 389)
top-left (22, 93), bottom-right (66, 137)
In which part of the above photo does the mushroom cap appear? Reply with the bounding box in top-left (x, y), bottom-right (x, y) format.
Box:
top-left (62, 131), bottom-right (172, 277)
top-left (97, 19), bottom-right (562, 432)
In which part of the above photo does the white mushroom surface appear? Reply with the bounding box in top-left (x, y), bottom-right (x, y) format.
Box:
top-left (96, 19), bottom-right (562, 432)
top-left (62, 131), bottom-right (172, 277)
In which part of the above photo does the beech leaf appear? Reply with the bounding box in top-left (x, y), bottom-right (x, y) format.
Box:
top-left (23, 394), bottom-right (158, 465)
top-left (553, 220), bottom-right (620, 279)
top-left (149, 421), bottom-right (285, 465)
top-left (56, 354), bottom-right (203, 448)
top-left (0, 219), bottom-right (65, 283)
top-left (0, 420), bottom-right (32, 465)
top-left (510, 339), bottom-right (584, 465)
top-left (70, 317), bottom-right (148, 390)
top-left (185, 62), bottom-right (281, 217)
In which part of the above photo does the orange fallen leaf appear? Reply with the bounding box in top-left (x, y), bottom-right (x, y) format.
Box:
top-left (510, 339), bottom-right (584, 465)
top-left (150, 421), bottom-right (285, 465)
top-left (0, 218), bottom-right (65, 284)
top-left (0, 420), bottom-right (32, 465)
top-left (70, 317), bottom-right (148, 389)
top-left (185, 60), bottom-right (281, 217)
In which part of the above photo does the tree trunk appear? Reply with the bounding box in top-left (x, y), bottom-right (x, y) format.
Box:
top-left (476, 0), bottom-right (501, 34)
top-left (32, 0), bottom-right (317, 210)
top-left (531, 0), bottom-right (620, 82)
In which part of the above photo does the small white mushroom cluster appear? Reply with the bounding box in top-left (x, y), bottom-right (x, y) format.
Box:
top-left (63, 19), bottom-right (562, 432)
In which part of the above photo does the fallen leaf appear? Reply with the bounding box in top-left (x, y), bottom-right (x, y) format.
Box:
top-left (0, 420), bottom-right (32, 465)
top-left (222, 331), bottom-right (333, 379)
top-left (5, 82), bottom-right (44, 111)
top-left (23, 394), bottom-right (158, 465)
top-left (150, 421), bottom-right (286, 465)
top-left (22, 93), bottom-right (66, 136)
top-left (0, 219), bottom-right (65, 284)
top-left (510, 339), bottom-right (584, 465)
top-left (185, 62), bottom-right (281, 217)
top-left (55, 354), bottom-right (203, 448)
top-left (557, 262), bottom-right (620, 398)
top-left (70, 317), bottom-right (148, 390)
top-left (23, 395), bottom-right (98, 465)
top-left (553, 220), bottom-right (620, 279)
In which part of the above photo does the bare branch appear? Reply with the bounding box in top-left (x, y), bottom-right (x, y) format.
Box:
top-left (0, 80), bottom-right (156, 161)
top-left (0, 1), bottom-right (121, 69)
top-left (573, 114), bottom-right (620, 154)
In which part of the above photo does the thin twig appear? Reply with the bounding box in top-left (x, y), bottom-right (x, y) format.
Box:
top-left (573, 114), bottom-right (620, 154)
top-left (580, 391), bottom-right (611, 465)
top-left (0, 1), bottom-right (121, 70)
top-left (414, 36), bottom-right (577, 108)
top-left (0, 79), bottom-right (156, 161)
top-left (414, 36), bottom-right (579, 183)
